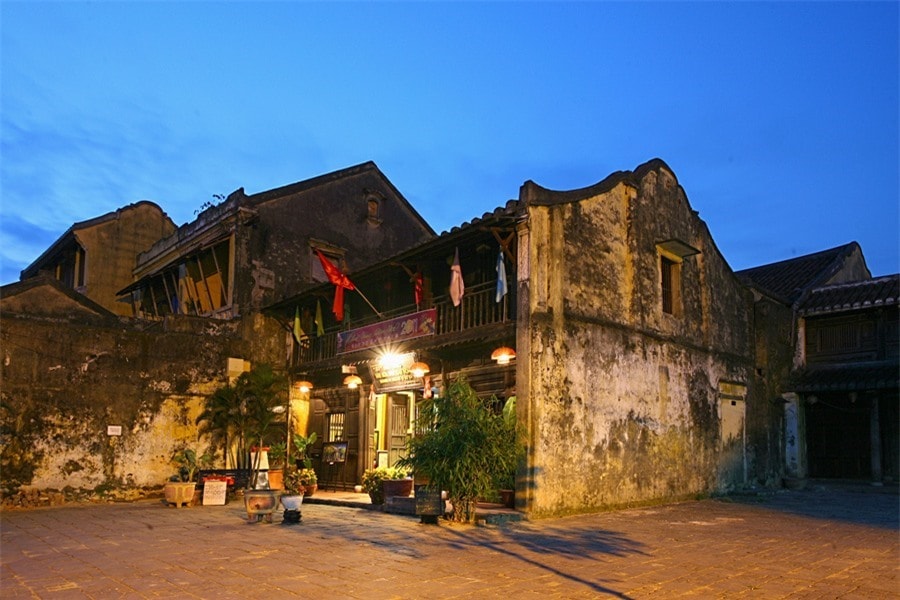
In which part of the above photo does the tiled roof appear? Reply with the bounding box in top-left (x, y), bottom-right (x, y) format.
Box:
top-left (788, 363), bottom-right (899, 392)
top-left (735, 243), bottom-right (859, 304)
top-left (799, 275), bottom-right (900, 316)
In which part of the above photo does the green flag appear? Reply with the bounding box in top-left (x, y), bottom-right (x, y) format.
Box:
top-left (315, 300), bottom-right (325, 336)
top-left (293, 306), bottom-right (305, 343)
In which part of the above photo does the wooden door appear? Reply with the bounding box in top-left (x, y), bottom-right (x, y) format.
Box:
top-left (388, 394), bottom-right (410, 466)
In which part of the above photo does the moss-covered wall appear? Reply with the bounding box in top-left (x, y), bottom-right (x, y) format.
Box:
top-left (0, 313), bottom-right (245, 502)
top-left (518, 161), bottom-right (760, 518)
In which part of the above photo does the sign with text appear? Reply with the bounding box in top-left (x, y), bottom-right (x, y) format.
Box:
top-left (202, 480), bottom-right (227, 506)
top-left (368, 352), bottom-right (420, 393)
top-left (337, 309), bottom-right (436, 354)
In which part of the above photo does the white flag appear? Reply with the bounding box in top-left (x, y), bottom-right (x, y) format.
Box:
top-left (495, 250), bottom-right (508, 303)
top-left (450, 247), bottom-right (464, 307)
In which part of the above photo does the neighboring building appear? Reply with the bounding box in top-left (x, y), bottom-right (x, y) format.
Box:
top-left (19, 201), bottom-right (176, 316)
top-left (270, 159), bottom-right (770, 517)
top-left (738, 244), bottom-right (899, 484)
top-left (2, 162), bottom-right (436, 498)
top-left (116, 161), bottom-right (435, 322)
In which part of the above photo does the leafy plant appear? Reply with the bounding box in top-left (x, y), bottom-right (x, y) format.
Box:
top-left (268, 441), bottom-right (287, 468)
top-left (196, 364), bottom-right (288, 488)
top-left (171, 448), bottom-right (212, 483)
top-left (292, 432), bottom-right (318, 469)
top-left (297, 468), bottom-right (318, 487)
top-left (361, 466), bottom-right (410, 505)
top-left (397, 377), bottom-right (520, 523)
top-left (282, 465), bottom-right (305, 495)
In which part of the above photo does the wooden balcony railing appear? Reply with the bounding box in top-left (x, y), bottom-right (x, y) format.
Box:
top-left (290, 281), bottom-right (514, 368)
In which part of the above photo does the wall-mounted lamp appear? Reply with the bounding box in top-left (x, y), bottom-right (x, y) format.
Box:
top-left (491, 346), bottom-right (516, 365)
top-left (343, 374), bottom-right (363, 389)
top-left (410, 361), bottom-right (430, 379)
top-left (295, 380), bottom-right (314, 394)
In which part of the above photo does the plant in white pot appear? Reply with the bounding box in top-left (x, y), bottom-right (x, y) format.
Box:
top-left (279, 464), bottom-right (304, 524)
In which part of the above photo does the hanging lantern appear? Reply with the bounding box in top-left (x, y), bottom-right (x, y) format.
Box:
top-left (295, 380), bottom-right (313, 393)
top-left (343, 374), bottom-right (363, 389)
top-left (491, 346), bottom-right (516, 365)
top-left (410, 361), bottom-right (430, 379)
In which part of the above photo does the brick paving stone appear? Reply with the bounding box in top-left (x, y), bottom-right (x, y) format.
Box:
top-left (2, 486), bottom-right (898, 599)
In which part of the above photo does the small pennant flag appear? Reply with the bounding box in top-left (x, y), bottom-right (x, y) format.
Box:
top-left (495, 250), bottom-right (508, 303)
top-left (315, 299), bottom-right (325, 336)
top-left (450, 248), bottom-right (464, 307)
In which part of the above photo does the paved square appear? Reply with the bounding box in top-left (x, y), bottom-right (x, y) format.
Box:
top-left (1, 485), bottom-right (897, 598)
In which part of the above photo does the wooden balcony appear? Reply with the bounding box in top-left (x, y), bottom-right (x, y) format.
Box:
top-left (290, 281), bottom-right (514, 368)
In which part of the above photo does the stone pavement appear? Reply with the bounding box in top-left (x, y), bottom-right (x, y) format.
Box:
top-left (1, 484), bottom-right (897, 599)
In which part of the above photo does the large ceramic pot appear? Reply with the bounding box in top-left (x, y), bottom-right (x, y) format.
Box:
top-left (382, 478), bottom-right (414, 499)
top-left (280, 494), bottom-right (304, 511)
top-left (244, 489), bottom-right (281, 523)
top-left (164, 482), bottom-right (196, 508)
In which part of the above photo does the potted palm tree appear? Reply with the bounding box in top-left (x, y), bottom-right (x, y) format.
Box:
top-left (201, 364), bottom-right (287, 522)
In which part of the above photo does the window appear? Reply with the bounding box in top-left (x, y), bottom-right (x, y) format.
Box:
top-left (326, 412), bottom-right (345, 442)
top-left (310, 246), bottom-right (345, 284)
top-left (660, 255), bottom-right (681, 315)
top-left (656, 239), bottom-right (698, 317)
top-left (365, 192), bottom-right (383, 226)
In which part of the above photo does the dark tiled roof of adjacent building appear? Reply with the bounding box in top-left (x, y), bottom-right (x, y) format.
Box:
top-left (788, 363), bottom-right (899, 392)
top-left (799, 274), bottom-right (900, 316)
top-left (735, 242), bottom-right (860, 305)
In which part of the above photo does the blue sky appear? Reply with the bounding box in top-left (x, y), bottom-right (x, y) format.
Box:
top-left (2, 1), bottom-right (898, 285)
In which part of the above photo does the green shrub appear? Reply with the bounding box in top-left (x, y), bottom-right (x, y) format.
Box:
top-left (398, 377), bottom-right (520, 523)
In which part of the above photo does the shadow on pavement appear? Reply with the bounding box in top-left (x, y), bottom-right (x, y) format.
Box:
top-left (726, 481), bottom-right (899, 530)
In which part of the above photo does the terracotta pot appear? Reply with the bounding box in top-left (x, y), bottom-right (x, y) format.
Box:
top-left (303, 483), bottom-right (318, 497)
top-left (382, 478), bottom-right (413, 499)
top-left (499, 489), bottom-right (515, 509)
top-left (267, 468), bottom-right (284, 490)
top-left (164, 482), bottom-right (196, 508)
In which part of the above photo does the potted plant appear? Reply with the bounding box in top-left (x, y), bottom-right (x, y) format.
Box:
top-left (279, 464), bottom-right (304, 524)
top-left (382, 466), bottom-right (413, 499)
top-left (397, 377), bottom-right (521, 523)
top-left (205, 364), bottom-right (287, 522)
top-left (164, 448), bottom-right (211, 508)
top-left (297, 467), bottom-right (318, 497)
top-left (266, 441), bottom-right (287, 490)
top-left (362, 466), bottom-right (409, 505)
top-left (292, 432), bottom-right (318, 496)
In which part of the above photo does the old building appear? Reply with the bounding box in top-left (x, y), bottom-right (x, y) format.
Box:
top-left (271, 159), bottom-right (770, 517)
top-left (116, 161), bottom-right (435, 322)
top-left (4, 157), bottom-right (891, 512)
top-left (738, 246), bottom-right (899, 485)
top-left (1, 162), bottom-right (436, 500)
top-left (19, 201), bottom-right (176, 316)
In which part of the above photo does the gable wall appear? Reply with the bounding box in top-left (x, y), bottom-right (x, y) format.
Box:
top-left (519, 165), bottom-right (757, 517)
top-left (77, 203), bottom-right (176, 316)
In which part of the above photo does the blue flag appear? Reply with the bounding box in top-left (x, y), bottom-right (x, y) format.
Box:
top-left (495, 250), bottom-right (508, 303)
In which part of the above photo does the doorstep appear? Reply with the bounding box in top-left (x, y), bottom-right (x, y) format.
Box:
top-left (303, 490), bottom-right (525, 524)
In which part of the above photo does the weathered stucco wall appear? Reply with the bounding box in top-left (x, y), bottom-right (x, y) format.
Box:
top-left (518, 160), bottom-right (756, 517)
top-left (0, 313), bottom-right (244, 503)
